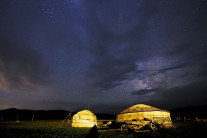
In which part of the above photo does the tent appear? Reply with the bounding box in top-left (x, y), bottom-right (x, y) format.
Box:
top-left (71, 110), bottom-right (97, 127)
top-left (116, 104), bottom-right (172, 128)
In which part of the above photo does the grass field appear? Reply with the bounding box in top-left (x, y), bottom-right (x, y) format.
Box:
top-left (0, 121), bottom-right (207, 138)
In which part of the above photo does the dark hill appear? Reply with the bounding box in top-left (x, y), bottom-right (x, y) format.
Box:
top-left (95, 113), bottom-right (115, 120)
top-left (170, 105), bottom-right (207, 120)
top-left (0, 109), bottom-right (115, 121)
top-left (0, 108), bottom-right (70, 121)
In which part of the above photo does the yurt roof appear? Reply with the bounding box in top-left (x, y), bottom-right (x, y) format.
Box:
top-left (119, 104), bottom-right (169, 114)
top-left (76, 110), bottom-right (94, 114)
top-left (74, 110), bottom-right (96, 116)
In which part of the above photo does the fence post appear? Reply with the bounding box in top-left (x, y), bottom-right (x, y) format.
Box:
top-left (32, 114), bottom-right (34, 122)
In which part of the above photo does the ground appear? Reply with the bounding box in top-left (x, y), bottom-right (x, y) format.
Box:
top-left (0, 120), bottom-right (207, 137)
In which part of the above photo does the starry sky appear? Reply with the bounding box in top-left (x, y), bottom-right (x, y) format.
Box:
top-left (0, 0), bottom-right (207, 113)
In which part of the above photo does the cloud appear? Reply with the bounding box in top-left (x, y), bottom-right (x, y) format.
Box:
top-left (166, 43), bottom-right (190, 57)
top-left (37, 100), bottom-right (83, 111)
top-left (143, 80), bottom-right (207, 109)
top-left (197, 61), bottom-right (207, 77)
top-left (161, 80), bottom-right (207, 103)
top-left (90, 102), bottom-right (133, 114)
top-left (0, 37), bottom-right (51, 92)
top-left (85, 1), bottom-right (158, 91)
top-left (131, 88), bottom-right (161, 96)
top-left (157, 63), bottom-right (189, 74)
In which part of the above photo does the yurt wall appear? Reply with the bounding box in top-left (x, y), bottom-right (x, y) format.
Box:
top-left (117, 111), bottom-right (171, 121)
top-left (116, 104), bottom-right (173, 128)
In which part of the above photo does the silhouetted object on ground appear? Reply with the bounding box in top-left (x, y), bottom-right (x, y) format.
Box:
top-left (16, 114), bottom-right (19, 122)
top-left (32, 113), bottom-right (34, 122)
top-left (87, 125), bottom-right (98, 138)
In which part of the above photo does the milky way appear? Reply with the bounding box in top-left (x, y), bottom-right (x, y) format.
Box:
top-left (0, 0), bottom-right (207, 113)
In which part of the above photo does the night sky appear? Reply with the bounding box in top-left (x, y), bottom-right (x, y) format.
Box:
top-left (0, 0), bottom-right (207, 113)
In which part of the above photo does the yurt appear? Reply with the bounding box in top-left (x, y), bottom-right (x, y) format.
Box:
top-left (116, 104), bottom-right (172, 128)
top-left (72, 110), bottom-right (97, 127)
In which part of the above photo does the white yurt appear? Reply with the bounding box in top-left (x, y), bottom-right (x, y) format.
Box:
top-left (116, 104), bottom-right (173, 128)
top-left (71, 110), bottom-right (97, 127)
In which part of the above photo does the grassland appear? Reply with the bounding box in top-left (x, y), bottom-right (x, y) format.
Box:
top-left (0, 121), bottom-right (207, 138)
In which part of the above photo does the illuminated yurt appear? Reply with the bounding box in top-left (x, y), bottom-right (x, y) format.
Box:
top-left (116, 104), bottom-right (172, 128)
top-left (71, 110), bottom-right (97, 127)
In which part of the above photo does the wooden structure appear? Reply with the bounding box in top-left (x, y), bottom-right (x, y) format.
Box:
top-left (61, 113), bottom-right (72, 123)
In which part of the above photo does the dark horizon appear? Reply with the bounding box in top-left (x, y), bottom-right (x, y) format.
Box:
top-left (1, 0), bottom-right (207, 114)
top-left (1, 105), bottom-right (207, 121)
top-left (1, 103), bottom-right (207, 114)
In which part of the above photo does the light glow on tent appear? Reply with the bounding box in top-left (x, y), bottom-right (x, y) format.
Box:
top-left (72, 110), bottom-right (97, 127)
top-left (116, 104), bottom-right (173, 128)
